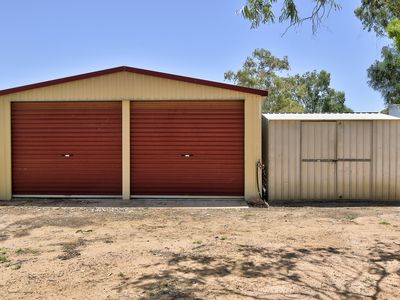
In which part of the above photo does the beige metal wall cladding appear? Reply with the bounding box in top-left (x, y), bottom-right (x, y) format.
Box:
top-left (0, 100), bottom-right (11, 200)
top-left (0, 69), bottom-right (264, 201)
top-left (337, 121), bottom-right (372, 200)
top-left (373, 121), bottom-right (400, 200)
top-left (264, 117), bottom-right (400, 201)
top-left (301, 122), bottom-right (337, 200)
top-left (266, 120), bottom-right (301, 201)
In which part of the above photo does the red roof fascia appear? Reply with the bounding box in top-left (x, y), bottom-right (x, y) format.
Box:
top-left (0, 66), bottom-right (268, 97)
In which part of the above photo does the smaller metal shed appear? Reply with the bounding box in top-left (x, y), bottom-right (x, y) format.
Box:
top-left (262, 113), bottom-right (400, 202)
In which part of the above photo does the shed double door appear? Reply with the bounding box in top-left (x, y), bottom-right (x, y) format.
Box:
top-left (301, 121), bottom-right (372, 200)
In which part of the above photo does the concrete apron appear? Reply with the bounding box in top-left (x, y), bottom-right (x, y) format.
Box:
top-left (1, 197), bottom-right (249, 208)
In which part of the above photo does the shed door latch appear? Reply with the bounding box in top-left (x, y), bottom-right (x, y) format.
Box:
top-left (181, 154), bottom-right (193, 158)
top-left (62, 154), bottom-right (74, 157)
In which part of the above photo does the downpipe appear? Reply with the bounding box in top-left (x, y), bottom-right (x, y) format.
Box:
top-left (256, 160), bottom-right (269, 207)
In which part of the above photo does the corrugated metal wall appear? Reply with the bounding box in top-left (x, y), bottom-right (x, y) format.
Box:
top-left (267, 120), bottom-right (301, 201)
top-left (265, 118), bottom-right (400, 201)
top-left (337, 121), bottom-right (372, 200)
top-left (0, 72), bottom-right (246, 102)
top-left (0, 100), bottom-right (11, 200)
top-left (301, 122), bottom-right (337, 200)
top-left (337, 121), bottom-right (372, 159)
top-left (373, 121), bottom-right (400, 200)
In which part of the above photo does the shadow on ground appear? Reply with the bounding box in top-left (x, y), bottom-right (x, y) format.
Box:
top-left (2, 198), bottom-right (399, 209)
top-left (114, 242), bottom-right (400, 299)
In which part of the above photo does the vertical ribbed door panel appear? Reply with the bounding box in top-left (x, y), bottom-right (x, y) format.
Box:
top-left (130, 101), bottom-right (244, 196)
top-left (12, 101), bottom-right (122, 195)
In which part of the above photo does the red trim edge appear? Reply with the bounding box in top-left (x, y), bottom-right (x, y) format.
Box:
top-left (0, 66), bottom-right (268, 97)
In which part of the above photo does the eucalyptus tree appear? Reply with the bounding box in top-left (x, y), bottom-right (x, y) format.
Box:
top-left (225, 49), bottom-right (352, 113)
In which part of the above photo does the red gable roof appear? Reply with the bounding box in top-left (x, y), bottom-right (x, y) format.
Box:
top-left (0, 66), bottom-right (268, 97)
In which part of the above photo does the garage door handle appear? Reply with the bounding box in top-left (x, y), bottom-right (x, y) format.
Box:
top-left (62, 154), bottom-right (74, 157)
top-left (181, 154), bottom-right (193, 158)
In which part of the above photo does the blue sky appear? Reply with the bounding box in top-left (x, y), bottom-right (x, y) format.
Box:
top-left (0, 1), bottom-right (390, 111)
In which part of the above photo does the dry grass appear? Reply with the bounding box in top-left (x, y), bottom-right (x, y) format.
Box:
top-left (0, 205), bottom-right (399, 299)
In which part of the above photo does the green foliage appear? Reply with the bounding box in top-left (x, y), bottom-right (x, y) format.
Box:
top-left (355, 0), bottom-right (400, 36)
top-left (225, 49), bottom-right (352, 113)
top-left (238, 2), bottom-right (400, 109)
top-left (388, 19), bottom-right (400, 50)
top-left (240, 0), bottom-right (400, 37)
top-left (367, 46), bottom-right (400, 105)
top-left (240, 0), bottom-right (400, 38)
top-left (0, 256), bottom-right (8, 263)
top-left (241, 0), bottom-right (341, 33)
top-left (293, 71), bottom-right (352, 113)
top-left (224, 49), bottom-right (289, 90)
top-left (380, 107), bottom-right (389, 114)
top-left (355, 3), bottom-right (400, 106)
top-left (263, 76), bottom-right (305, 113)
top-left (379, 221), bottom-right (391, 225)
top-left (224, 49), bottom-right (302, 112)
top-left (15, 248), bottom-right (40, 255)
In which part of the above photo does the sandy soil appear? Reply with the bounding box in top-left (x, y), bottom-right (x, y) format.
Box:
top-left (0, 204), bottom-right (399, 299)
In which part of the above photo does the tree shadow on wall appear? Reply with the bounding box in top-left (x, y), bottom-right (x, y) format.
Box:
top-left (113, 242), bottom-right (400, 299)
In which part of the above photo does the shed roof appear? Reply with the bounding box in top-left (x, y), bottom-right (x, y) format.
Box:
top-left (263, 113), bottom-right (400, 120)
top-left (0, 66), bottom-right (268, 97)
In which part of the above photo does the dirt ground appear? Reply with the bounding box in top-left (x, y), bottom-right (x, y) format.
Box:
top-left (0, 203), bottom-right (399, 300)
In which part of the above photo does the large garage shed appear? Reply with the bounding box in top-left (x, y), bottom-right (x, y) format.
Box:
top-left (263, 113), bottom-right (400, 202)
top-left (0, 66), bottom-right (267, 201)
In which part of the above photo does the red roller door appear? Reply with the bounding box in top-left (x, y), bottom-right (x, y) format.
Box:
top-left (12, 101), bottom-right (122, 195)
top-left (130, 101), bottom-right (244, 196)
